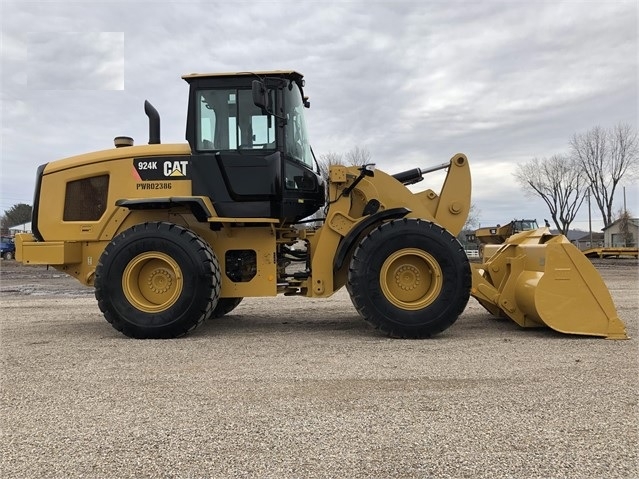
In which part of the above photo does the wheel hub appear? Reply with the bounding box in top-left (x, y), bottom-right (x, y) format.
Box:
top-left (380, 248), bottom-right (443, 310)
top-left (148, 269), bottom-right (173, 294)
top-left (395, 265), bottom-right (421, 291)
top-left (122, 252), bottom-right (183, 313)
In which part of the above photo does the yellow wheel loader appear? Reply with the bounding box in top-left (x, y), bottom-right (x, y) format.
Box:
top-left (468, 218), bottom-right (539, 260)
top-left (15, 71), bottom-right (628, 340)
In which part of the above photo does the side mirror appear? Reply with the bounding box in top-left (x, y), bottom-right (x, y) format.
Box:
top-left (252, 80), bottom-right (268, 110)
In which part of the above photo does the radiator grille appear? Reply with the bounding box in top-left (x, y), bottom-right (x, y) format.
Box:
top-left (63, 175), bottom-right (109, 221)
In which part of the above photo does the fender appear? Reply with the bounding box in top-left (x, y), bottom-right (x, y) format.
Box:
top-left (333, 207), bottom-right (410, 270)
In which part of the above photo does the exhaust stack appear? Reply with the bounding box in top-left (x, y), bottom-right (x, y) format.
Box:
top-left (144, 100), bottom-right (161, 144)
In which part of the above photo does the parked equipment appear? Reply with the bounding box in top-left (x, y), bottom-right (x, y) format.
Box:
top-left (14, 71), bottom-right (628, 339)
top-left (468, 219), bottom-right (538, 260)
top-left (473, 219), bottom-right (539, 245)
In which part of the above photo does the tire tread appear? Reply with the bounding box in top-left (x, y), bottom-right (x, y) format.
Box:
top-left (95, 222), bottom-right (220, 339)
top-left (347, 218), bottom-right (471, 338)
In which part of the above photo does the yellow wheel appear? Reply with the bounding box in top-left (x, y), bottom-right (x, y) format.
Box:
top-left (95, 222), bottom-right (221, 339)
top-left (379, 248), bottom-right (443, 310)
top-left (347, 218), bottom-right (471, 338)
top-left (122, 252), bottom-right (184, 313)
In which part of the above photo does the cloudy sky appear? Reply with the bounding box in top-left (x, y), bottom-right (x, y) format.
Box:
top-left (1, 0), bottom-right (637, 231)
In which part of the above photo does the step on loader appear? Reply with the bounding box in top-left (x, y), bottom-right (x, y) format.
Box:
top-left (15, 71), bottom-right (628, 340)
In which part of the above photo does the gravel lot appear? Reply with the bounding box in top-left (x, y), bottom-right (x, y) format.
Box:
top-left (1, 258), bottom-right (637, 478)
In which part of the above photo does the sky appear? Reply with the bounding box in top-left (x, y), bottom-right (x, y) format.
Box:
top-left (1, 0), bottom-right (637, 232)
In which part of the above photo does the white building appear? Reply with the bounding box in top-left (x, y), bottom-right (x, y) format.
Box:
top-left (602, 217), bottom-right (638, 247)
top-left (8, 221), bottom-right (31, 235)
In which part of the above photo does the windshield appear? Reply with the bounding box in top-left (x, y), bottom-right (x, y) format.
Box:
top-left (517, 220), bottom-right (538, 231)
top-left (197, 88), bottom-right (275, 150)
top-left (283, 83), bottom-right (314, 168)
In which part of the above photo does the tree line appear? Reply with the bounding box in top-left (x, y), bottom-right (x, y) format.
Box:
top-left (514, 123), bottom-right (638, 235)
top-left (0, 203), bottom-right (32, 235)
top-left (316, 146), bottom-right (373, 180)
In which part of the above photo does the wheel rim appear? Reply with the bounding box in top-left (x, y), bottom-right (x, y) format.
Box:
top-left (380, 248), bottom-right (443, 310)
top-left (122, 252), bottom-right (183, 313)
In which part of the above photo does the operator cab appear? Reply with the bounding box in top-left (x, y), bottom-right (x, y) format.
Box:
top-left (183, 71), bottom-right (325, 222)
top-left (512, 219), bottom-right (538, 233)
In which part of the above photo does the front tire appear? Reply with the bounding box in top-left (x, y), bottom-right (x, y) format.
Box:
top-left (347, 218), bottom-right (470, 338)
top-left (95, 222), bottom-right (221, 339)
top-left (3, 251), bottom-right (13, 260)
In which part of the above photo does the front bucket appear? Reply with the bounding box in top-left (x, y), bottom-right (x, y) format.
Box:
top-left (471, 229), bottom-right (628, 339)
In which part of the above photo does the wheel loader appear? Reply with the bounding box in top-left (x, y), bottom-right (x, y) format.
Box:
top-left (15, 71), bottom-right (628, 340)
top-left (472, 219), bottom-right (539, 246)
top-left (468, 218), bottom-right (539, 260)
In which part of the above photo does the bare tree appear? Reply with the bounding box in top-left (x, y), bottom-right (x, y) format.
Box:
top-left (457, 203), bottom-right (481, 247)
top-left (514, 155), bottom-right (587, 235)
top-left (570, 123), bottom-right (638, 227)
top-left (344, 146), bottom-right (372, 167)
top-left (616, 208), bottom-right (635, 247)
top-left (464, 203), bottom-right (481, 231)
top-left (316, 151), bottom-right (344, 183)
top-left (314, 148), bottom-right (371, 221)
top-left (316, 146), bottom-right (372, 183)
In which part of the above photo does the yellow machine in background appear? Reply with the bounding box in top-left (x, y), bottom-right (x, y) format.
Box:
top-left (474, 219), bottom-right (539, 245)
top-left (15, 71), bottom-right (628, 340)
top-left (468, 218), bottom-right (539, 260)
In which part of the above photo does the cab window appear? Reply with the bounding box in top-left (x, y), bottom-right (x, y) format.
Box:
top-left (197, 89), bottom-right (275, 151)
top-left (282, 84), bottom-right (313, 168)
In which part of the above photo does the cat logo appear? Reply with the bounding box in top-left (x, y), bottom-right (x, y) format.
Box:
top-left (163, 160), bottom-right (188, 177)
top-left (133, 157), bottom-right (190, 181)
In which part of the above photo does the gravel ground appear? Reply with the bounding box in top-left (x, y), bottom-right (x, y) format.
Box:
top-left (0, 258), bottom-right (637, 478)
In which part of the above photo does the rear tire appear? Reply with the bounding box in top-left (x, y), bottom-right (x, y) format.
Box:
top-left (4, 251), bottom-right (13, 260)
top-left (95, 222), bottom-right (221, 339)
top-left (347, 218), bottom-right (470, 338)
top-left (211, 297), bottom-right (243, 318)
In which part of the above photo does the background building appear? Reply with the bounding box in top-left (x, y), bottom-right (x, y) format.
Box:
top-left (602, 218), bottom-right (638, 247)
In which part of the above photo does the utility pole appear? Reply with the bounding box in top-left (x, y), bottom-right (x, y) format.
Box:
top-left (623, 186), bottom-right (627, 213)
top-left (623, 186), bottom-right (628, 247)
top-left (588, 188), bottom-right (594, 248)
